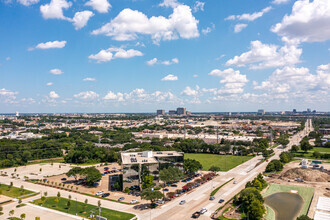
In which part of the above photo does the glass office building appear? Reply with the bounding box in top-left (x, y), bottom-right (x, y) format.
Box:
top-left (121, 151), bottom-right (184, 191)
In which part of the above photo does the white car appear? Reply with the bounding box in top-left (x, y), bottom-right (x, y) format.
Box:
top-left (95, 191), bottom-right (104, 196)
top-left (179, 200), bottom-right (186, 205)
top-left (130, 200), bottom-right (138, 204)
top-left (200, 208), bottom-right (207, 214)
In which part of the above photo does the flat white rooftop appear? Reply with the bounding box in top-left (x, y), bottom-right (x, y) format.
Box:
top-left (316, 196), bottom-right (330, 212)
top-left (121, 151), bottom-right (183, 165)
top-left (314, 211), bottom-right (330, 220)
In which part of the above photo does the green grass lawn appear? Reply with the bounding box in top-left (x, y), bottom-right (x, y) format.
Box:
top-left (0, 184), bottom-right (34, 198)
top-left (32, 197), bottom-right (135, 220)
top-left (292, 151), bottom-right (330, 162)
top-left (27, 157), bottom-right (64, 165)
top-left (312, 147), bottom-right (330, 153)
top-left (263, 184), bottom-right (314, 219)
top-left (185, 153), bottom-right (252, 171)
top-left (265, 205), bottom-right (275, 220)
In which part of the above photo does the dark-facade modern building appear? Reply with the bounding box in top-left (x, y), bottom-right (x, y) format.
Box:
top-left (121, 151), bottom-right (184, 190)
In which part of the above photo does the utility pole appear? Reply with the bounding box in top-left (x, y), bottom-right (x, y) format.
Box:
top-left (216, 126), bottom-right (219, 144)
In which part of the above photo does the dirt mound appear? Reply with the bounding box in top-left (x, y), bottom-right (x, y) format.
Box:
top-left (280, 168), bottom-right (330, 182)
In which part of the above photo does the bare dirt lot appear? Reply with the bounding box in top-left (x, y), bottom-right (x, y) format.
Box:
top-left (266, 160), bottom-right (330, 218)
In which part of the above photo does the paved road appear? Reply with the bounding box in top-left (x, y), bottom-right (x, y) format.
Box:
top-left (0, 119), bottom-right (313, 220)
top-left (139, 119), bottom-right (313, 220)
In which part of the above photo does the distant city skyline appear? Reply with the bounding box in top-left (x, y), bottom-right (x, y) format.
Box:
top-left (0, 0), bottom-right (330, 113)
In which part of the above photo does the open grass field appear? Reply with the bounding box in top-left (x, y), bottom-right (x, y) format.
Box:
top-left (32, 197), bottom-right (135, 220)
top-left (0, 184), bottom-right (34, 198)
top-left (312, 147), bottom-right (330, 153)
top-left (263, 184), bottom-right (314, 219)
top-left (184, 153), bottom-right (252, 171)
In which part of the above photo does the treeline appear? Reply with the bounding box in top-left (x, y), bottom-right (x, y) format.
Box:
top-left (0, 138), bottom-right (63, 168)
top-left (123, 138), bottom-right (270, 156)
top-left (233, 174), bottom-right (268, 220)
top-left (64, 143), bottom-right (119, 164)
top-left (0, 130), bottom-right (119, 168)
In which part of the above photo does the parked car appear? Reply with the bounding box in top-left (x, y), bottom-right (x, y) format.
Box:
top-left (118, 197), bottom-right (125, 201)
top-left (199, 208), bottom-right (207, 214)
top-left (233, 180), bottom-right (237, 184)
top-left (95, 191), bottom-right (104, 196)
top-left (163, 188), bottom-right (169, 192)
top-left (192, 212), bottom-right (200, 218)
top-left (179, 200), bottom-right (186, 205)
top-left (130, 199), bottom-right (138, 204)
top-left (209, 196), bottom-right (215, 200)
top-left (171, 184), bottom-right (178, 187)
top-left (102, 193), bottom-right (110, 197)
top-left (61, 178), bottom-right (67, 181)
top-left (218, 199), bottom-right (225, 203)
top-left (326, 188), bottom-right (330, 190)
top-left (157, 199), bottom-right (165, 204)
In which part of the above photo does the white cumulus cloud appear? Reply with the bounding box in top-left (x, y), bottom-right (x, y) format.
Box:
top-left (74, 91), bottom-right (99, 100)
top-left (146, 58), bottom-right (179, 66)
top-left (271, 0), bottom-right (330, 43)
top-left (46, 82), bottom-right (53, 86)
top-left (85, 0), bottom-right (111, 13)
top-left (89, 47), bottom-right (143, 63)
top-left (72, 11), bottom-right (94, 30)
top-left (272, 0), bottom-right (290, 4)
top-left (234, 23), bottom-right (248, 33)
top-left (34, 40), bottom-right (66, 50)
top-left (193, 1), bottom-right (205, 12)
top-left (49, 68), bottom-right (63, 75)
top-left (181, 86), bottom-right (200, 96)
top-left (209, 68), bottom-right (248, 94)
top-left (161, 74), bottom-right (178, 81)
top-left (91, 4), bottom-right (199, 44)
top-left (18, 0), bottom-right (39, 6)
top-left (49, 91), bottom-right (59, 99)
top-left (40, 0), bottom-right (72, 20)
top-left (226, 40), bottom-right (302, 69)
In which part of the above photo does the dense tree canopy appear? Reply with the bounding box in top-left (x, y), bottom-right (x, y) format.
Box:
top-left (183, 159), bottom-right (202, 173)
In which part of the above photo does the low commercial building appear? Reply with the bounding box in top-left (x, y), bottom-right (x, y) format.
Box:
top-left (121, 151), bottom-right (184, 190)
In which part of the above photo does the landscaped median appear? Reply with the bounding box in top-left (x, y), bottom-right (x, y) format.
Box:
top-left (0, 183), bottom-right (36, 199)
top-left (31, 197), bottom-right (136, 220)
top-left (210, 178), bottom-right (234, 197)
top-left (262, 184), bottom-right (314, 220)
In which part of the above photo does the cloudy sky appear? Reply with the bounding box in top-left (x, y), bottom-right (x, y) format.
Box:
top-left (0, 0), bottom-right (329, 113)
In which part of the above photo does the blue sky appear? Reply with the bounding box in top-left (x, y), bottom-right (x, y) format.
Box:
top-left (0, 0), bottom-right (329, 113)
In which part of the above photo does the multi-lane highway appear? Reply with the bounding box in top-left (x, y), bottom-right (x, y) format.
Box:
top-left (139, 119), bottom-right (313, 220)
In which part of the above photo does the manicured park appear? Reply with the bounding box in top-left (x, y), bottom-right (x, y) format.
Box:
top-left (184, 153), bottom-right (252, 171)
top-left (0, 184), bottom-right (34, 198)
top-left (32, 197), bottom-right (135, 220)
top-left (263, 184), bottom-right (314, 220)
